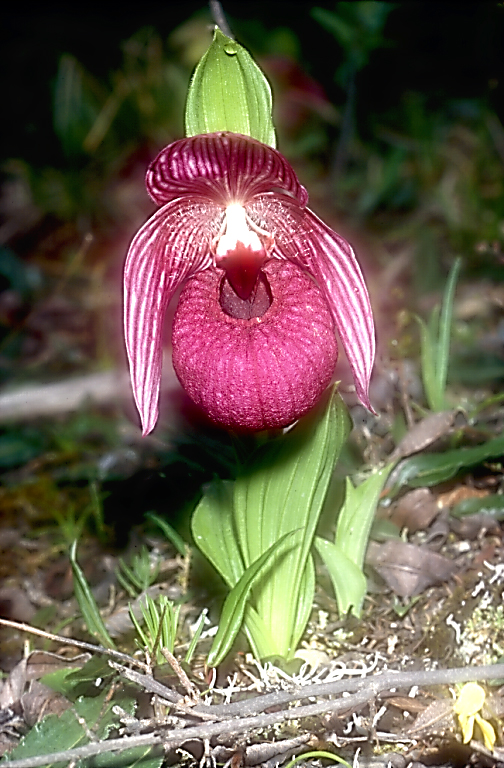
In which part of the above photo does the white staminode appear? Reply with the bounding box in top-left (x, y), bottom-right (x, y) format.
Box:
top-left (215, 204), bottom-right (263, 257)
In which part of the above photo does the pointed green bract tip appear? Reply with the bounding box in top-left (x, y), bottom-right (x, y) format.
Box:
top-left (185, 27), bottom-right (276, 148)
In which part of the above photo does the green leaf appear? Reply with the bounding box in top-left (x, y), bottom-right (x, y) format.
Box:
top-left (207, 531), bottom-right (297, 666)
top-left (2, 689), bottom-right (156, 768)
top-left (0, 427), bottom-right (45, 469)
top-left (192, 388), bottom-right (350, 662)
top-left (185, 608), bottom-right (208, 664)
top-left (131, 594), bottom-right (181, 663)
top-left (315, 537), bottom-right (368, 617)
top-left (69, 540), bottom-right (115, 649)
top-left (3, 709), bottom-right (87, 766)
top-left (192, 480), bottom-right (245, 589)
top-left (185, 28), bottom-right (275, 147)
top-left (335, 465), bottom-right (393, 568)
top-left (233, 387), bottom-right (350, 658)
top-left (53, 54), bottom-right (103, 158)
top-left (436, 258), bottom-right (461, 404)
top-left (241, 605), bottom-right (274, 662)
top-left (3, 689), bottom-right (118, 766)
top-left (312, 3), bottom-right (392, 86)
top-left (390, 433), bottom-right (504, 492)
top-left (452, 494), bottom-right (504, 519)
top-left (416, 313), bottom-right (438, 411)
top-left (92, 745), bottom-right (164, 768)
top-left (314, 465), bottom-right (392, 618)
top-left (416, 258), bottom-right (461, 412)
top-left (42, 657), bottom-right (114, 700)
top-left (290, 556), bottom-right (316, 655)
top-left (146, 512), bottom-right (188, 557)
top-left (244, 558), bottom-right (316, 663)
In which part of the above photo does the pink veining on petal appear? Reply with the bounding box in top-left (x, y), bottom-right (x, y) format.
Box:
top-left (299, 210), bottom-right (375, 410)
top-left (247, 196), bottom-right (375, 409)
top-left (146, 132), bottom-right (309, 208)
top-left (125, 131), bottom-right (375, 435)
top-left (124, 198), bottom-right (219, 434)
top-left (171, 259), bottom-right (338, 430)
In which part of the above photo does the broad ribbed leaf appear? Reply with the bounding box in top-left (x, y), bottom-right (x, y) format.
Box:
top-left (315, 537), bottom-right (367, 617)
top-left (207, 531), bottom-right (296, 667)
top-left (185, 28), bottom-right (275, 147)
top-left (315, 465), bottom-right (392, 618)
top-left (192, 481), bottom-right (244, 589)
top-left (335, 465), bottom-right (392, 568)
top-left (233, 387), bottom-right (350, 658)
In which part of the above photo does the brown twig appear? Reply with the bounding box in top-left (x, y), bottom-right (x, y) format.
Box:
top-left (4, 617), bottom-right (504, 768)
top-left (4, 662), bottom-right (504, 768)
top-left (0, 617), bottom-right (150, 672)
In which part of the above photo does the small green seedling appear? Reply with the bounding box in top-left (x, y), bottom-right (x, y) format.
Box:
top-left (416, 258), bottom-right (461, 412)
top-left (315, 464), bottom-right (393, 617)
top-left (116, 545), bottom-right (160, 597)
top-left (69, 540), bottom-right (115, 649)
top-left (129, 594), bottom-right (181, 666)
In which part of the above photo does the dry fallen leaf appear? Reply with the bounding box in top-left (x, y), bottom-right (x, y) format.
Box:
top-left (389, 410), bottom-right (464, 462)
top-left (366, 540), bottom-right (456, 597)
top-left (408, 697), bottom-right (454, 737)
top-left (388, 487), bottom-right (438, 532)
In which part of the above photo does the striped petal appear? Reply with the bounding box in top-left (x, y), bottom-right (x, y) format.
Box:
top-left (248, 195), bottom-right (375, 409)
top-left (146, 132), bottom-right (308, 208)
top-left (125, 132), bottom-right (376, 435)
top-left (124, 198), bottom-right (218, 434)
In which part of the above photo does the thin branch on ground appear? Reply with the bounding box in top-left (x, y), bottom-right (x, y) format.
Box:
top-left (3, 659), bottom-right (504, 768)
top-left (0, 618), bottom-right (150, 672)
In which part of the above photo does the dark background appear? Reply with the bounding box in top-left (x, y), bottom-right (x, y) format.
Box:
top-left (2, 2), bottom-right (503, 164)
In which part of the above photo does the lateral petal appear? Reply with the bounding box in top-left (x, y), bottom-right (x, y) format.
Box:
top-left (300, 211), bottom-right (375, 409)
top-left (124, 199), bottom-right (217, 434)
top-left (251, 196), bottom-right (375, 409)
top-left (146, 132), bottom-right (309, 208)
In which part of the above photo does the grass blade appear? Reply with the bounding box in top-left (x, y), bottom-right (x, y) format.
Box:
top-left (69, 540), bottom-right (115, 649)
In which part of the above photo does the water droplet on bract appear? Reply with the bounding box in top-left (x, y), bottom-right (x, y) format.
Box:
top-left (224, 43), bottom-right (238, 55)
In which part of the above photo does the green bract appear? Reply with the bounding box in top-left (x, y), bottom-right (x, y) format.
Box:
top-left (185, 28), bottom-right (276, 147)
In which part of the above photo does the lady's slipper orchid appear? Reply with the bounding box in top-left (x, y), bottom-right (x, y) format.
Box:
top-left (124, 132), bottom-right (375, 433)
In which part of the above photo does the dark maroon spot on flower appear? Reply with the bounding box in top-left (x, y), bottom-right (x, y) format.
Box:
top-left (218, 243), bottom-right (268, 300)
top-left (219, 269), bottom-right (272, 320)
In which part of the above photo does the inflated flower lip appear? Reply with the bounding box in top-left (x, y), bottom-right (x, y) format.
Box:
top-left (171, 258), bottom-right (339, 430)
top-left (124, 131), bottom-right (375, 434)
